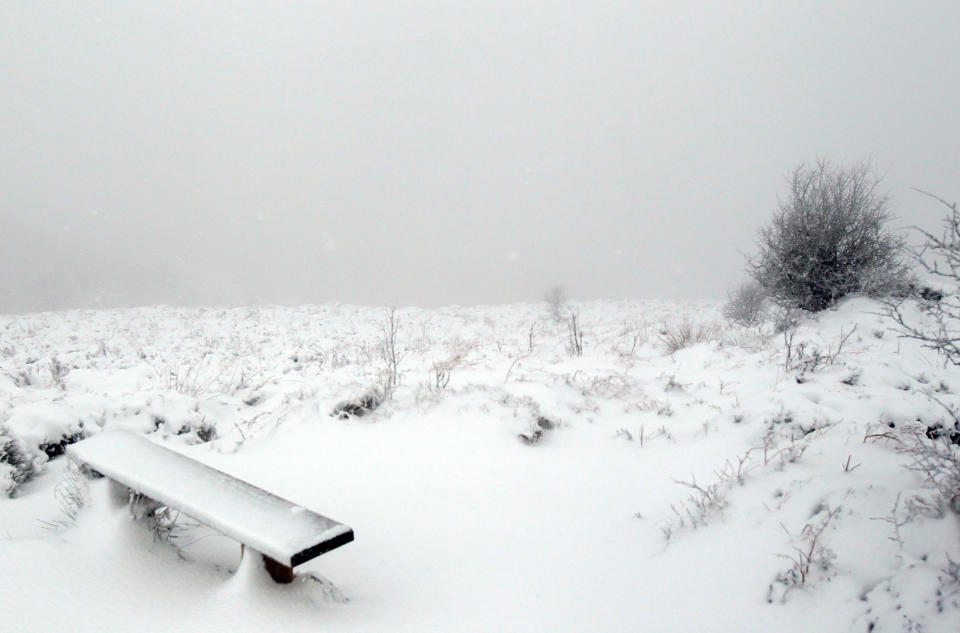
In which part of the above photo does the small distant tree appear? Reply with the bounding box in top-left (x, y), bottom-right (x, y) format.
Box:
top-left (379, 307), bottom-right (401, 398)
top-left (544, 286), bottom-right (568, 323)
top-left (749, 160), bottom-right (908, 312)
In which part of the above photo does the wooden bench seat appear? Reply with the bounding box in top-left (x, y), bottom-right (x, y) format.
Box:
top-left (68, 431), bottom-right (354, 583)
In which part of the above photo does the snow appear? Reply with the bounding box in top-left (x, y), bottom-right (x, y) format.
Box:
top-left (5, 402), bottom-right (80, 446)
top-left (0, 297), bottom-right (958, 632)
top-left (67, 431), bottom-right (352, 566)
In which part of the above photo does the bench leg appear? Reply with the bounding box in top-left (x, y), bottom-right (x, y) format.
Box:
top-left (261, 554), bottom-right (295, 584)
top-left (238, 545), bottom-right (296, 584)
top-left (129, 492), bottom-right (162, 520)
top-left (108, 480), bottom-right (131, 508)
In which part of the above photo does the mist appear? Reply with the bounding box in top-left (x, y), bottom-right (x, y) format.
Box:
top-left (2, 1), bottom-right (958, 313)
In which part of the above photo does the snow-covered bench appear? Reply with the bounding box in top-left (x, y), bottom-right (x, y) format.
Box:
top-left (68, 431), bottom-right (354, 583)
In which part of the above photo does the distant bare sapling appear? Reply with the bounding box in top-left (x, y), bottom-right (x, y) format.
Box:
top-left (544, 286), bottom-right (568, 323)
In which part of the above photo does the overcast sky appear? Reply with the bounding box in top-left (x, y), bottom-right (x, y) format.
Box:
top-left (2, 1), bottom-right (958, 313)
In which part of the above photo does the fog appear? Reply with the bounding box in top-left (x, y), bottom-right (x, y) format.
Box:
top-left (2, 1), bottom-right (958, 313)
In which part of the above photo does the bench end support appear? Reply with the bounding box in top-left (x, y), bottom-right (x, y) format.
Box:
top-left (261, 554), bottom-right (295, 584)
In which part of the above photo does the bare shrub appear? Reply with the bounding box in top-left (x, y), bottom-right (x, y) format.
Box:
top-left (659, 318), bottom-right (717, 353)
top-left (880, 191), bottom-right (960, 513)
top-left (379, 307), bottom-right (401, 398)
top-left (658, 448), bottom-right (755, 541)
top-left (940, 556), bottom-right (960, 610)
top-left (163, 356), bottom-right (241, 398)
top-left (768, 506), bottom-right (841, 602)
top-left (430, 354), bottom-right (460, 391)
top-left (54, 461), bottom-right (89, 523)
top-left (48, 356), bottom-right (70, 389)
top-left (782, 324), bottom-right (857, 380)
top-left (749, 159), bottom-right (908, 312)
top-left (886, 191), bottom-right (960, 365)
top-left (567, 313), bottom-right (584, 357)
top-left (724, 281), bottom-right (766, 327)
top-left (901, 423), bottom-right (960, 515)
top-left (614, 321), bottom-right (647, 358)
top-left (770, 304), bottom-right (803, 333)
top-left (669, 476), bottom-right (728, 530)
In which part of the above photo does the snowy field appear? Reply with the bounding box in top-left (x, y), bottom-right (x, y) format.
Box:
top-left (1, 297), bottom-right (958, 632)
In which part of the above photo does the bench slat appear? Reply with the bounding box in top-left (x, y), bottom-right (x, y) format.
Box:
top-left (69, 431), bottom-right (353, 567)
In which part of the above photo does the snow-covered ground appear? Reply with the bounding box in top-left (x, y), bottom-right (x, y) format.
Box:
top-left (1, 297), bottom-right (958, 632)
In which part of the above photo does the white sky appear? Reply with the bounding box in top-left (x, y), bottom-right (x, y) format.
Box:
top-left (2, 1), bottom-right (958, 312)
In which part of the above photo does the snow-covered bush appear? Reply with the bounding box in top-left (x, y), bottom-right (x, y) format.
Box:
top-left (331, 389), bottom-right (384, 419)
top-left (749, 160), bottom-right (908, 312)
top-left (174, 420), bottom-right (217, 444)
top-left (0, 427), bottom-right (41, 497)
top-left (39, 431), bottom-right (84, 458)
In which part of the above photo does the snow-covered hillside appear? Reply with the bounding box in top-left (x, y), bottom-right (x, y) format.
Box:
top-left (0, 298), bottom-right (957, 632)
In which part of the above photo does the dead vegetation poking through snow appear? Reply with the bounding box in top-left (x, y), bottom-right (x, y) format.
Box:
top-left (768, 505), bottom-right (841, 603)
top-left (658, 317), bottom-right (719, 353)
top-left (0, 297), bottom-right (958, 631)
